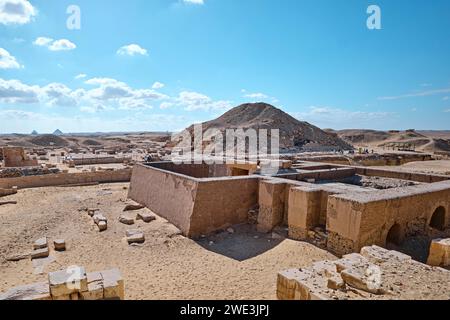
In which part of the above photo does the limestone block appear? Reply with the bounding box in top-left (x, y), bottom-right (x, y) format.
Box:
top-left (81, 272), bottom-right (104, 300)
top-left (360, 245), bottom-right (411, 264)
top-left (93, 214), bottom-right (107, 225)
top-left (101, 269), bottom-right (124, 300)
top-left (340, 264), bottom-right (385, 295)
top-left (119, 215), bottom-right (135, 225)
top-left (54, 239), bottom-right (66, 251)
top-left (33, 237), bottom-right (48, 250)
top-left (335, 253), bottom-right (369, 273)
top-left (136, 211), bottom-right (156, 223)
top-left (127, 231), bottom-right (145, 244)
top-left (98, 221), bottom-right (107, 231)
top-left (31, 247), bottom-right (49, 260)
top-left (327, 276), bottom-right (345, 290)
top-left (427, 238), bottom-right (450, 267)
top-left (48, 266), bottom-right (88, 297)
top-left (0, 282), bottom-right (51, 300)
top-left (276, 269), bottom-right (303, 300)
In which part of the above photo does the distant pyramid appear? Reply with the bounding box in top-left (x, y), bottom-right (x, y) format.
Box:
top-left (53, 129), bottom-right (63, 136)
top-left (31, 130), bottom-right (38, 135)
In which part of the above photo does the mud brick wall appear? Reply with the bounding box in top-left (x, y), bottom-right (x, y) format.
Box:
top-left (128, 164), bottom-right (258, 237)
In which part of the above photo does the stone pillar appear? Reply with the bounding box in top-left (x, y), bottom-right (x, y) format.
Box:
top-left (257, 180), bottom-right (286, 233)
top-left (287, 186), bottom-right (323, 240)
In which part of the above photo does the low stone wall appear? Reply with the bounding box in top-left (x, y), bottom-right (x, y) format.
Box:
top-left (128, 164), bottom-right (258, 237)
top-left (327, 181), bottom-right (450, 255)
top-left (0, 187), bottom-right (17, 197)
top-left (0, 169), bottom-right (132, 189)
top-left (70, 157), bottom-right (130, 165)
top-left (353, 167), bottom-right (450, 183)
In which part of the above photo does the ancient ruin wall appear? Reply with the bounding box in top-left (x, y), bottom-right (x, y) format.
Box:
top-left (128, 164), bottom-right (198, 235)
top-left (0, 169), bottom-right (132, 189)
top-left (128, 164), bottom-right (259, 237)
top-left (189, 176), bottom-right (259, 236)
top-left (327, 181), bottom-right (450, 255)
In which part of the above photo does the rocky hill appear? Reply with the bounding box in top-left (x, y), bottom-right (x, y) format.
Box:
top-left (185, 103), bottom-right (353, 152)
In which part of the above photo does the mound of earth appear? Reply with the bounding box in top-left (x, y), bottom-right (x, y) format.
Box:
top-left (28, 134), bottom-right (69, 147)
top-left (337, 129), bottom-right (450, 153)
top-left (82, 139), bottom-right (102, 146)
top-left (184, 103), bottom-right (352, 152)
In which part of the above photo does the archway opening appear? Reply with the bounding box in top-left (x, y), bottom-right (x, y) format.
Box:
top-left (386, 224), bottom-right (402, 248)
top-left (430, 206), bottom-right (446, 231)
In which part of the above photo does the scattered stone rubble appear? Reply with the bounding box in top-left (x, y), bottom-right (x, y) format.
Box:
top-left (0, 266), bottom-right (124, 300)
top-left (126, 229), bottom-right (145, 244)
top-left (277, 245), bottom-right (450, 300)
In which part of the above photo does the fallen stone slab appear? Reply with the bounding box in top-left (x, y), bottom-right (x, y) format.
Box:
top-left (123, 204), bottom-right (145, 211)
top-left (54, 239), bottom-right (66, 252)
top-left (6, 253), bottom-right (30, 262)
top-left (31, 247), bottom-right (49, 260)
top-left (33, 237), bottom-right (48, 250)
top-left (119, 215), bottom-right (135, 225)
top-left (340, 264), bottom-right (385, 295)
top-left (93, 214), bottom-right (107, 225)
top-left (126, 230), bottom-right (145, 244)
top-left (48, 266), bottom-right (87, 298)
top-left (136, 211), bottom-right (156, 223)
top-left (0, 282), bottom-right (51, 300)
top-left (0, 201), bottom-right (17, 206)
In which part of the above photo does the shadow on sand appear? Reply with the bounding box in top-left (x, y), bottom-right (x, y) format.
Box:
top-left (195, 224), bottom-right (287, 262)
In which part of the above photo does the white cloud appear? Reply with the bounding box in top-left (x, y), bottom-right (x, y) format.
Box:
top-left (0, 48), bottom-right (23, 69)
top-left (48, 39), bottom-right (76, 51)
top-left (183, 0), bottom-right (204, 4)
top-left (443, 96), bottom-right (449, 101)
top-left (33, 37), bottom-right (53, 46)
top-left (177, 91), bottom-right (232, 111)
top-left (0, 78), bottom-right (39, 103)
top-left (33, 37), bottom-right (76, 51)
top-left (160, 102), bottom-right (173, 109)
top-left (0, 0), bottom-right (36, 25)
top-left (75, 73), bottom-right (87, 80)
top-left (243, 92), bottom-right (268, 99)
top-left (292, 106), bottom-right (395, 129)
top-left (444, 109), bottom-right (450, 113)
top-left (116, 44), bottom-right (148, 56)
top-left (378, 88), bottom-right (450, 100)
top-left (152, 81), bottom-right (165, 89)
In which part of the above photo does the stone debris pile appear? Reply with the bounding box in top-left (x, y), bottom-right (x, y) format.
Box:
top-left (0, 266), bottom-right (124, 300)
top-left (277, 245), bottom-right (450, 300)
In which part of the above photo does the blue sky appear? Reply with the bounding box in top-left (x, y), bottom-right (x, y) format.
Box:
top-left (0, 0), bottom-right (449, 133)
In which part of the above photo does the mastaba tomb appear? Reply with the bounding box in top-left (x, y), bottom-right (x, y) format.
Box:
top-left (128, 159), bottom-right (450, 257)
top-left (1, 147), bottom-right (38, 168)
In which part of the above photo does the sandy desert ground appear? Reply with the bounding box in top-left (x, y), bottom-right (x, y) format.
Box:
top-left (0, 183), bottom-right (335, 300)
